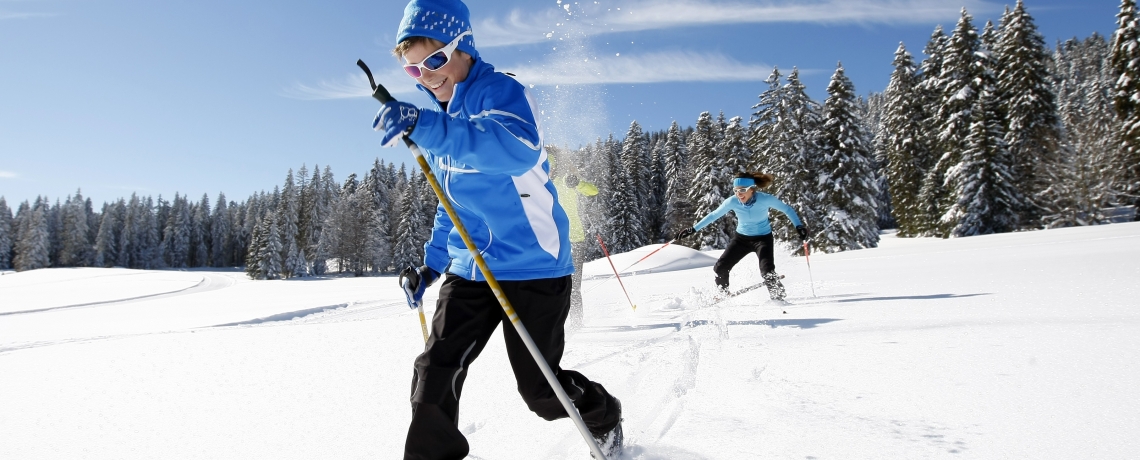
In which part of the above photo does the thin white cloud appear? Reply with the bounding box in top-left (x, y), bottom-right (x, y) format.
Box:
top-left (281, 69), bottom-right (422, 100)
top-left (477, 0), bottom-right (997, 47)
top-left (0, 170), bottom-right (18, 179)
top-left (287, 50), bottom-right (785, 100)
top-left (506, 50), bottom-right (777, 86)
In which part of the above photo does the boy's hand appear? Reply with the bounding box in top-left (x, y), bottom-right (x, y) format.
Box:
top-left (399, 265), bottom-right (439, 309)
top-left (373, 100), bottom-right (419, 147)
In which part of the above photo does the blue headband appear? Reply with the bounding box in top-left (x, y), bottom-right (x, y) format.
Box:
top-left (733, 178), bottom-right (756, 188)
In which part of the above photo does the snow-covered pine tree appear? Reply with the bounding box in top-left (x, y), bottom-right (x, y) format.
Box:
top-left (1042, 35), bottom-right (1120, 226)
top-left (190, 194), bottom-right (210, 267)
top-left (769, 68), bottom-right (825, 250)
top-left (93, 200), bottom-right (121, 267)
top-left (14, 198), bottom-right (50, 271)
top-left (686, 112), bottom-right (731, 250)
top-left (750, 67), bottom-right (784, 171)
top-left (943, 69), bottom-right (1021, 236)
top-left (994, 0), bottom-right (1063, 229)
top-left (117, 194), bottom-right (139, 268)
top-left (597, 135), bottom-right (622, 252)
top-left (1112, 0), bottom-right (1140, 218)
top-left (58, 190), bottom-right (92, 267)
top-left (0, 197), bottom-right (13, 270)
top-left (645, 136), bottom-right (667, 242)
top-left (138, 196), bottom-right (162, 269)
top-left (915, 26), bottom-right (950, 235)
top-left (310, 166), bottom-right (337, 274)
top-left (816, 62), bottom-right (881, 252)
top-left (881, 43), bottom-right (933, 237)
top-left (277, 171), bottom-right (303, 278)
top-left (923, 9), bottom-right (983, 237)
top-left (607, 121), bottom-right (649, 253)
top-left (258, 212), bottom-right (284, 280)
top-left (210, 193), bottom-right (231, 267)
top-left (162, 193), bottom-right (192, 268)
top-left (362, 159), bottom-right (393, 274)
top-left (391, 171), bottom-right (427, 271)
top-left (661, 121), bottom-right (692, 240)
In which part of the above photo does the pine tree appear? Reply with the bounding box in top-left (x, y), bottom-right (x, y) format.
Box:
top-left (210, 193), bottom-right (231, 266)
top-left (922, 9), bottom-right (983, 237)
top-left (607, 121), bottom-right (649, 253)
top-left (190, 194), bottom-right (211, 267)
top-left (244, 212), bottom-right (265, 279)
top-left (1043, 35), bottom-right (1120, 226)
top-left (392, 171), bottom-right (428, 270)
top-left (161, 193), bottom-right (191, 268)
top-left (995, 0), bottom-right (1063, 228)
top-left (880, 43), bottom-right (931, 237)
top-left (662, 121), bottom-right (692, 240)
top-left (1112, 0), bottom-right (1140, 217)
top-left (277, 170), bottom-right (302, 277)
top-left (686, 111), bottom-right (731, 250)
top-left (14, 199), bottom-right (50, 271)
top-left (944, 77), bottom-right (1021, 236)
top-left (364, 159), bottom-right (394, 274)
top-left (0, 197), bottom-right (12, 270)
top-left (815, 62), bottom-right (881, 252)
top-left (766, 68), bottom-right (825, 250)
top-left (259, 213), bottom-right (283, 279)
top-left (914, 26), bottom-right (951, 234)
top-left (58, 190), bottom-right (92, 267)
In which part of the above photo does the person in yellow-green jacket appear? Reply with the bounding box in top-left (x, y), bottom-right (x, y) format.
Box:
top-left (549, 151), bottom-right (598, 331)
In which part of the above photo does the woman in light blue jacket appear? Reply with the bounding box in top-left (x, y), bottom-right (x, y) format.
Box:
top-left (675, 172), bottom-right (808, 300)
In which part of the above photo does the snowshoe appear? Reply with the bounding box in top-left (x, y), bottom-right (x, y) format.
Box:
top-left (591, 421), bottom-right (623, 459)
top-left (763, 272), bottom-right (786, 301)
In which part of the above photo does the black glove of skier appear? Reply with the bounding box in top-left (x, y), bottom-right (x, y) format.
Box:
top-left (796, 226), bottom-right (809, 242)
top-left (674, 226), bottom-right (696, 240)
top-left (399, 265), bottom-right (439, 309)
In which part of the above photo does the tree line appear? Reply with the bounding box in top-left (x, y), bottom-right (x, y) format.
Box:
top-left (3, 0), bottom-right (1137, 276)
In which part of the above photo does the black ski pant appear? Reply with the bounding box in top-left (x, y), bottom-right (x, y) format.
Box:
top-left (403, 274), bottom-right (622, 460)
top-left (713, 232), bottom-right (776, 290)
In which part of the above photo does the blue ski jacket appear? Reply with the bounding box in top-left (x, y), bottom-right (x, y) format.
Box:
top-left (408, 58), bottom-right (574, 282)
top-left (693, 192), bottom-right (803, 236)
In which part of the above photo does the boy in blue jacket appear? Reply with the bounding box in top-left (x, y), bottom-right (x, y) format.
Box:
top-left (372, 1), bottom-right (622, 458)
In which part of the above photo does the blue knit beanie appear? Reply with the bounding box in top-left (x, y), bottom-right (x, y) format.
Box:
top-left (397, 0), bottom-right (479, 60)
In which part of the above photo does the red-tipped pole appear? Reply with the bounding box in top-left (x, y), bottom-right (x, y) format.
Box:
top-left (618, 239), bottom-right (674, 274)
top-left (596, 234), bottom-right (637, 311)
top-left (803, 241), bottom-right (816, 298)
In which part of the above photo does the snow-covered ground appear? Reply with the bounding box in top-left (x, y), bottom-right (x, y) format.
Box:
top-left (2, 223), bottom-right (1139, 459)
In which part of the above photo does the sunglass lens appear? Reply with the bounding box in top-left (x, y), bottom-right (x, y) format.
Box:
top-left (423, 51), bottom-right (449, 71)
top-left (403, 65), bottom-right (421, 78)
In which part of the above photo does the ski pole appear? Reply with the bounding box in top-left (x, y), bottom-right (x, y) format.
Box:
top-left (803, 241), bottom-right (816, 298)
top-left (357, 60), bottom-right (607, 460)
top-left (595, 233), bottom-right (637, 311)
top-left (617, 239), bottom-right (674, 274)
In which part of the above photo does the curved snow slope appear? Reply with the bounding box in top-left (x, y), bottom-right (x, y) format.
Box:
top-left (583, 243), bottom-right (717, 278)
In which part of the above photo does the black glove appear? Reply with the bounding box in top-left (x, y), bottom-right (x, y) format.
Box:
top-left (398, 265), bottom-right (440, 309)
top-left (674, 226), bottom-right (696, 240)
top-left (796, 226), bottom-right (809, 242)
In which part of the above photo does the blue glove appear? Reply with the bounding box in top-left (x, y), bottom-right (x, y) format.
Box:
top-left (398, 265), bottom-right (439, 309)
top-left (372, 100), bottom-right (419, 147)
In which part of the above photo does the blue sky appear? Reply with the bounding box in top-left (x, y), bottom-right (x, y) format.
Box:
top-left (0, 0), bottom-right (1121, 208)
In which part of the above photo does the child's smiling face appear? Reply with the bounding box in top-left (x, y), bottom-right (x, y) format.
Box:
top-left (402, 39), bottom-right (473, 103)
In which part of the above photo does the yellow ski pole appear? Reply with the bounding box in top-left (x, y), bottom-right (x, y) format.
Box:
top-left (357, 60), bottom-right (607, 459)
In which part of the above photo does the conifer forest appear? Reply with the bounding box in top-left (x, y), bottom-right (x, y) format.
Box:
top-left (3, 1), bottom-right (1138, 279)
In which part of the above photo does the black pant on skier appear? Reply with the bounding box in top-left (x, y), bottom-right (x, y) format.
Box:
top-left (403, 274), bottom-right (622, 460)
top-left (713, 232), bottom-right (786, 300)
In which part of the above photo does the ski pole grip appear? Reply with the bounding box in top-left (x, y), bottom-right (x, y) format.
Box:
top-left (356, 59), bottom-right (395, 104)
